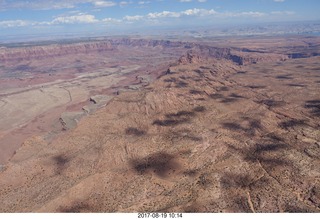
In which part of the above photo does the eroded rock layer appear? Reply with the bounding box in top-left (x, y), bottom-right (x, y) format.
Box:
top-left (0, 39), bottom-right (289, 65)
top-left (0, 50), bottom-right (319, 212)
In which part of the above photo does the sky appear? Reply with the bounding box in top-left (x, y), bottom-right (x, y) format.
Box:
top-left (0, 0), bottom-right (320, 38)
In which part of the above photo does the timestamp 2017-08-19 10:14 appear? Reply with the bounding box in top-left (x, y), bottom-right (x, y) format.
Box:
top-left (137, 213), bottom-right (183, 218)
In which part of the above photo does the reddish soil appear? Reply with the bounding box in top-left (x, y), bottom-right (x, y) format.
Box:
top-left (0, 36), bottom-right (319, 212)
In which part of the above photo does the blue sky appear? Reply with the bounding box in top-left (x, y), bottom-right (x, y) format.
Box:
top-left (0, 0), bottom-right (320, 37)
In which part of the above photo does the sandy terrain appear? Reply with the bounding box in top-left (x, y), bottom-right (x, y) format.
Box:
top-left (0, 40), bottom-right (183, 164)
top-left (0, 65), bottom-right (138, 163)
top-left (0, 36), bottom-right (319, 212)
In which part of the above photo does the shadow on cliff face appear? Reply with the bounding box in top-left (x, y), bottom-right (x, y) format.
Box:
top-left (209, 93), bottom-right (224, 99)
top-left (208, 92), bottom-right (245, 104)
top-left (189, 89), bottom-right (203, 95)
top-left (221, 117), bottom-right (262, 137)
top-left (175, 81), bottom-right (189, 88)
top-left (220, 173), bottom-right (255, 190)
top-left (59, 202), bottom-right (92, 213)
top-left (218, 86), bottom-right (230, 92)
top-left (256, 99), bottom-right (286, 108)
top-left (153, 107), bottom-right (206, 127)
top-left (229, 93), bottom-right (245, 99)
top-left (152, 118), bottom-right (190, 127)
top-left (220, 98), bottom-right (239, 103)
top-left (287, 83), bottom-right (307, 88)
top-left (253, 142), bottom-right (288, 154)
top-left (125, 127), bottom-right (146, 136)
top-left (129, 152), bottom-right (180, 178)
top-left (163, 76), bottom-right (189, 88)
top-left (193, 69), bottom-right (208, 78)
top-left (225, 136), bottom-right (290, 169)
top-left (193, 106), bottom-right (206, 112)
top-left (245, 85), bottom-right (266, 89)
top-left (238, 142), bottom-right (289, 166)
top-left (162, 69), bottom-right (213, 88)
top-left (52, 155), bottom-right (70, 175)
top-left (279, 119), bottom-right (306, 130)
top-left (166, 110), bottom-right (195, 118)
top-left (276, 74), bottom-right (294, 80)
top-left (163, 77), bottom-right (177, 83)
top-left (304, 100), bottom-right (320, 117)
top-left (183, 169), bottom-right (198, 177)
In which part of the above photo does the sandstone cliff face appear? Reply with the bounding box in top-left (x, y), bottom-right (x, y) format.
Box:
top-left (178, 46), bottom-right (288, 65)
top-left (230, 50), bottom-right (288, 65)
top-left (0, 39), bottom-right (195, 63)
top-left (0, 38), bottom-right (288, 65)
top-left (0, 41), bottom-right (114, 62)
top-left (110, 38), bottom-right (195, 49)
top-left (178, 51), bottom-right (203, 64)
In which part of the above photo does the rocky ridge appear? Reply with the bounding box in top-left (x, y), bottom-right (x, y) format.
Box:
top-left (0, 43), bottom-right (319, 212)
top-left (0, 39), bottom-right (289, 65)
top-left (0, 37), bottom-right (319, 212)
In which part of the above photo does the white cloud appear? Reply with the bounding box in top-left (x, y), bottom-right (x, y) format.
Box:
top-left (179, 0), bottom-right (207, 3)
top-left (271, 11), bottom-right (295, 15)
top-left (238, 11), bottom-right (266, 17)
top-left (52, 14), bottom-right (99, 24)
top-left (138, 1), bottom-right (151, 5)
top-left (0, 6), bottom-right (296, 29)
top-left (123, 15), bottom-right (144, 21)
top-left (0, 0), bottom-right (83, 10)
top-left (92, 1), bottom-right (116, 7)
top-left (147, 11), bottom-right (181, 19)
top-left (182, 8), bottom-right (216, 16)
top-left (102, 17), bottom-right (121, 23)
top-left (123, 8), bottom-right (268, 22)
top-left (215, 11), bottom-right (266, 18)
top-left (0, 20), bottom-right (29, 27)
top-left (119, 1), bottom-right (132, 7)
top-left (145, 8), bottom-right (217, 19)
top-left (273, 0), bottom-right (285, 2)
top-left (0, 0), bottom-right (117, 10)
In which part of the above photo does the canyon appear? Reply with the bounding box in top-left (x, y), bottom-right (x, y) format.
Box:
top-left (0, 35), bottom-right (319, 212)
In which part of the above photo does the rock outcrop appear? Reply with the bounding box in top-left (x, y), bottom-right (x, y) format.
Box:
top-left (1, 36), bottom-right (320, 213)
top-left (0, 41), bottom-right (114, 62)
top-left (0, 39), bottom-right (289, 65)
top-left (1, 49), bottom-right (319, 213)
top-left (59, 111), bottom-right (85, 130)
top-left (178, 46), bottom-right (288, 65)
